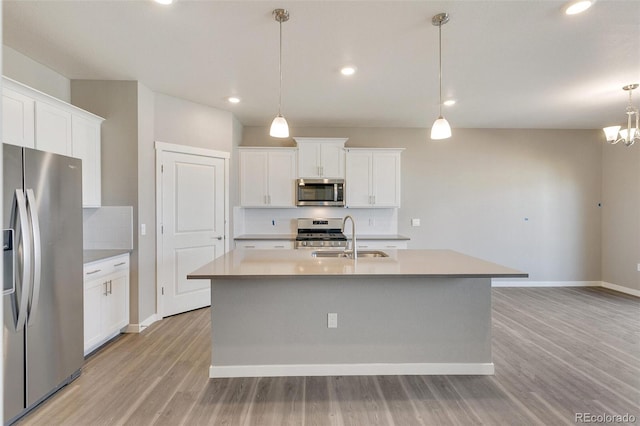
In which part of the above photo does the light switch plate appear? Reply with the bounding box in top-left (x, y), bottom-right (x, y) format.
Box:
top-left (411, 218), bottom-right (421, 227)
top-left (328, 313), bottom-right (338, 328)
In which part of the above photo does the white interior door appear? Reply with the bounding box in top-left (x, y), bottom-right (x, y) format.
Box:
top-left (160, 150), bottom-right (225, 317)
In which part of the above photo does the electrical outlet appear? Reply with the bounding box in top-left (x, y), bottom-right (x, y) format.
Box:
top-left (141, 224), bottom-right (146, 235)
top-left (637, 263), bottom-right (640, 272)
top-left (271, 219), bottom-right (276, 226)
top-left (328, 313), bottom-right (338, 328)
top-left (411, 218), bottom-right (420, 227)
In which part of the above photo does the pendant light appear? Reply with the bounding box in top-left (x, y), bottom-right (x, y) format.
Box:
top-left (602, 84), bottom-right (639, 147)
top-left (270, 9), bottom-right (290, 138)
top-left (430, 12), bottom-right (452, 140)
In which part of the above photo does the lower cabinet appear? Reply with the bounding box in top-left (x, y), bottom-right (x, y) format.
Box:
top-left (235, 240), bottom-right (294, 250)
top-left (356, 240), bottom-right (408, 250)
top-left (83, 254), bottom-right (130, 355)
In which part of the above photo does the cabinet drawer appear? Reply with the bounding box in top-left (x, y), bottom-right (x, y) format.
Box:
top-left (235, 240), bottom-right (294, 250)
top-left (84, 254), bottom-right (130, 281)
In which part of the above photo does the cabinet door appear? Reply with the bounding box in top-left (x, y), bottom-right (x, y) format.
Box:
top-left (72, 115), bottom-right (102, 207)
top-left (297, 143), bottom-right (321, 178)
top-left (35, 102), bottom-right (72, 156)
top-left (84, 278), bottom-right (105, 354)
top-left (319, 143), bottom-right (345, 178)
top-left (103, 273), bottom-right (129, 336)
top-left (239, 150), bottom-right (268, 206)
top-left (267, 150), bottom-right (296, 207)
top-left (2, 88), bottom-right (35, 148)
top-left (372, 152), bottom-right (401, 207)
top-left (345, 152), bottom-right (372, 207)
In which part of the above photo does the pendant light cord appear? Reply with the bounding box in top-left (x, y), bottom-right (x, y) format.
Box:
top-left (438, 22), bottom-right (443, 117)
top-left (278, 18), bottom-right (283, 116)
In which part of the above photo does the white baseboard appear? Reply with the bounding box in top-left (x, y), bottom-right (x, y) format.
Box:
top-left (601, 281), bottom-right (640, 298)
top-left (209, 362), bottom-right (495, 378)
top-left (492, 280), bottom-right (600, 288)
top-left (124, 313), bottom-right (161, 333)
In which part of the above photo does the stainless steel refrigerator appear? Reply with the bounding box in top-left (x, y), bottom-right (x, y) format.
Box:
top-left (3, 144), bottom-right (84, 425)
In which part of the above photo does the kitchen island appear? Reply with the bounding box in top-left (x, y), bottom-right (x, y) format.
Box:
top-left (188, 249), bottom-right (526, 378)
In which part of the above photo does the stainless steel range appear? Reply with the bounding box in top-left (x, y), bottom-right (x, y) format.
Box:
top-left (295, 218), bottom-right (348, 249)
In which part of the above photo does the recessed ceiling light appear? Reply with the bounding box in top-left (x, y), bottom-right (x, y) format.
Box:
top-left (564, 0), bottom-right (594, 15)
top-left (226, 96), bottom-right (241, 104)
top-left (340, 66), bottom-right (357, 76)
top-left (153, 0), bottom-right (174, 5)
top-left (443, 99), bottom-right (456, 106)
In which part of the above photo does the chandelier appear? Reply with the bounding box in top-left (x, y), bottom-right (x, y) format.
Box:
top-left (602, 84), bottom-right (639, 147)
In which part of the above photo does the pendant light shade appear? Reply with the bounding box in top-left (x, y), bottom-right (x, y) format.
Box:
top-left (431, 116), bottom-right (452, 140)
top-left (430, 13), bottom-right (451, 141)
top-left (270, 114), bottom-right (290, 138)
top-left (270, 9), bottom-right (290, 138)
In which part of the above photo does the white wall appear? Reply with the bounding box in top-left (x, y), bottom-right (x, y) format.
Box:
top-left (241, 126), bottom-right (604, 284)
top-left (3, 45), bottom-right (70, 102)
top-left (602, 142), bottom-right (640, 291)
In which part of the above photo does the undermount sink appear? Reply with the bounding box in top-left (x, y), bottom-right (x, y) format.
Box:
top-left (311, 250), bottom-right (389, 258)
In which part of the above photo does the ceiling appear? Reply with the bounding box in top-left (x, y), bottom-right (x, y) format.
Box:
top-left (3, 1), bottom-right (640, 130)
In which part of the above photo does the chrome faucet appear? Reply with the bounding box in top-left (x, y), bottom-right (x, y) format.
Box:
top-left (342, 215), bottom-right (357, 260)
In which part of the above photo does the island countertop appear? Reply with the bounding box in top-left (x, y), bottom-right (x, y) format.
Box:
top-left (188, 249), bottom-right (527, 279)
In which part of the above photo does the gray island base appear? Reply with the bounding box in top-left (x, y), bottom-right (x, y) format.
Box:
top-left (188, 249), bottom-right (527, 378)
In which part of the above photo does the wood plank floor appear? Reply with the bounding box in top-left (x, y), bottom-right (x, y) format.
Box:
top-left (18, 288), bottom-right (640, 426)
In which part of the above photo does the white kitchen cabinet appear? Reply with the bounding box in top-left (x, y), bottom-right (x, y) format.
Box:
top-left (35, 101), bottom-right (73, 156)
top-left (2, 87), bottom-right (35, 148)
top-left (294, 137), bottom-right (347, 178)
top-left (345, 148), bottom-right (403, 208)
top-left (356, 240), bottom-right (408, 250)
top-left (2, 77), bottom-right (104, 207)
top-left (235, 240), bottom-right (294, 250)
top-left (72, 114), bottom-right (102, 207)
top-left (83, 254), bottom-right (130, 355)
top-left (239, 148), bottom-right (297, 207)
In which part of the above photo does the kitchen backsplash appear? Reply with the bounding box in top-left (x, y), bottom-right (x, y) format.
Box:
top-left (83, 206), bottom-right (133, 249)
top-left (234, 207), bottom-right (398, 236)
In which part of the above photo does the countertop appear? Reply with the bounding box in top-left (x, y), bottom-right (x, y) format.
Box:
top-left (233, 234), bottom-right (410, 241)
top-left (188, 249), bottom-right (527, 279)
top-left (83, 249), bottom-right (131, 264)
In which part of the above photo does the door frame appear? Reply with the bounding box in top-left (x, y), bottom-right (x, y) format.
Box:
top-left (154, 141), bottom-right (230, 318)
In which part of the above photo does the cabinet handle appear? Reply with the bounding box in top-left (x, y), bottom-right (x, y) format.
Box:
top-left (86, 269), bottom-right (101, 275)
top-left (372, 195), bottom-right (376, 204)
top-left (103, 282), bottom-right (108, 296)
top-left (113, 262), bottom-right (126, 267)
top-left (320, 166), bottom-right (324, 176)
top-left (244, 245), bottom-right (256, 249)
top-left (274, 245), bottom-right (285, 248)
top-left (109, 280), bottom-right (113, 295)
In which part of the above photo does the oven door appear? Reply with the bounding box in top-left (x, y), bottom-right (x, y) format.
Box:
top-left (296, 179), bottom-right (344, 206)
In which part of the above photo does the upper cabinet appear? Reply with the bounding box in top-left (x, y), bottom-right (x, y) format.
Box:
top-left (35, 101), bottom-right (72, 156)
top-left (2, 77), bottom-right (104, 207)
top-left (345, 148), bottom-right (403, 208)
top-left (2, 88), bottom-right (35, 148)
top-left (72, 115), bottom-right (102, 208)
top-left (294, 137), bottom-right (347, 179)
top-left (239, 147), bottom-right (297, 208)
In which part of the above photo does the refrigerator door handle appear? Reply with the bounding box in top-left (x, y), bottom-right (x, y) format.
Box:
top-left (14, 190), bottom-right (33, 331)
top-left (26, 189), bottom-right (42, 326)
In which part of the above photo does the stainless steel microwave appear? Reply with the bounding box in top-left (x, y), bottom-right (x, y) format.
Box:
top-left (296, 179), bottom-right (345, 206)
